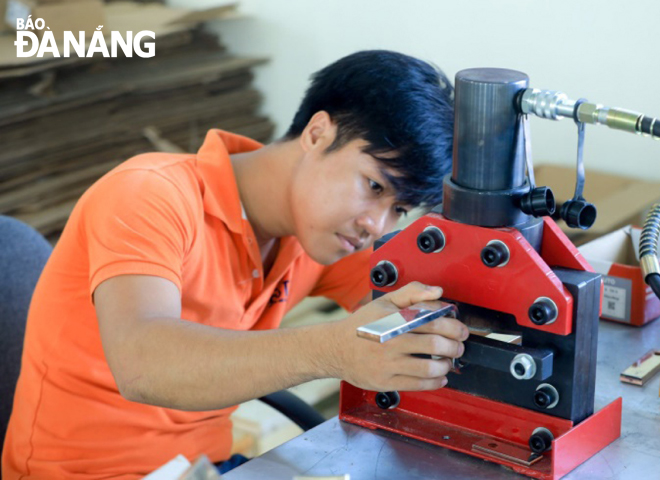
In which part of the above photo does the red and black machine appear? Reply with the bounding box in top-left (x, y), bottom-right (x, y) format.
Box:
top-left (338, 68), bottom-right (642, 479)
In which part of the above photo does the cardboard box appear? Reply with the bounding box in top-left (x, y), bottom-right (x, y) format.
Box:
top-left (5, 0), bottom-right (104, 42)
top-left (578, 226), bottom-right (660, 326)
top-left (535, 165), bottom-right (660, 246)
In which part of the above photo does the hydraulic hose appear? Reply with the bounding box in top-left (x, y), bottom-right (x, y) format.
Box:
top-left (638, 115), bottom-right (660, 139)
top-left (640, 203), bottom-right (660, 300)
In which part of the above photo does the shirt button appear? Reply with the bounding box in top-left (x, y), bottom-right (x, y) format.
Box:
top-left (252, 269), bottom-right (260, 278)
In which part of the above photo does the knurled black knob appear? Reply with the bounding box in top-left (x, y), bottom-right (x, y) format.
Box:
top-left (370, 261), bottom-right (398, 287)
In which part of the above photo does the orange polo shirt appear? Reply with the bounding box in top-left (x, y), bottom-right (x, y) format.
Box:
top-left (3, 130), bottom-right (372, 479)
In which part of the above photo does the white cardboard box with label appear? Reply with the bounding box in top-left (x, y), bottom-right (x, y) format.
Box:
top-left (578, 226), bottom-right (660, 326)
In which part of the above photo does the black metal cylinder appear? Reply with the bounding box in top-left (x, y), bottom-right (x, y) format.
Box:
top-left (452, 68), bottom-right (529, 191)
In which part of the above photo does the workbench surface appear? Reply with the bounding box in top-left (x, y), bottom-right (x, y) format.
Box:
top-left (224, 319), bottom-right (660, 479)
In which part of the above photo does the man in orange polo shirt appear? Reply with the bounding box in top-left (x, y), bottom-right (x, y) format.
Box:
top-left (3, 50), bottom-right (467, 478)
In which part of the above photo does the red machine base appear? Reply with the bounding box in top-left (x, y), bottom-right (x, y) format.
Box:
top-left (339, 382), bottom-right (622, 480)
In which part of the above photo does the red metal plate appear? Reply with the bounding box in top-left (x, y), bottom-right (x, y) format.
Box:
top-left (340, 382), bottom-right (622, 480)
top-left (371, 214), bottom-right (575, 335)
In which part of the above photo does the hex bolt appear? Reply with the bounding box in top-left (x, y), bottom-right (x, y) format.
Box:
top-left (370, 261), bottom-right (398, 288)
top-left (375, 391), bottom-right (401, 410)
top-left (417, 227), bottom-right (445, 254)
top-left (481, 240), bottom-right (510, 268)
top-left (528, 297), bottom-right (559, 326)
top-left (510, 353), bottom-right (536, 380)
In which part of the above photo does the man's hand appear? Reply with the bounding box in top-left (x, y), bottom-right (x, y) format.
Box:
top-left (325, 282), bottom-right (468, 392)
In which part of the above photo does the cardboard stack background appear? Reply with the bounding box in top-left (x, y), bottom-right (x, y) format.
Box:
top-left (0, 2), bottom-right (274, 243)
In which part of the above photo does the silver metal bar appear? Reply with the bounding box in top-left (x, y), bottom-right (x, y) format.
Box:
top-left (356, 302), bottom-right (458, 343)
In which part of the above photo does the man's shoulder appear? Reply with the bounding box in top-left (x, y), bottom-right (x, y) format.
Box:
top-left (112, 152), bottom-right (197, 180)
top-left (90, 152), bottom-right (200, 199)
top-left (75, 152), bottom-right (206, 231)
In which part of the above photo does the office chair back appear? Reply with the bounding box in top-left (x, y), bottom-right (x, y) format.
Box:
top-left (0, 216), bottom-right (52, 459)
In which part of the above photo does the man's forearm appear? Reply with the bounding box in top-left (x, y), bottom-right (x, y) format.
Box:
top-left (116, 317), bottom-right (341, 411)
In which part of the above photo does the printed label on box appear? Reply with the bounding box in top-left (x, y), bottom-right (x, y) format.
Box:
top-left (602, 275), bottom-right (632, 322)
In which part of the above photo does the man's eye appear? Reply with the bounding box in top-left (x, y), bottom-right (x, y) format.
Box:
top-left (368, 179), bottom-right (384, 194)
top-left (395, 206), bottom-right (409, 217)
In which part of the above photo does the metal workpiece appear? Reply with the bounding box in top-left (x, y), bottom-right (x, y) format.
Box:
top-left (356, 302), bottom-right (458, 343)
top-left (452, 68), bottom-right (529, 191)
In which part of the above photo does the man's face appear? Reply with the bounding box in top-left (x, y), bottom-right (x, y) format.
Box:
top-left (290, 137), bottom-right (411, 265)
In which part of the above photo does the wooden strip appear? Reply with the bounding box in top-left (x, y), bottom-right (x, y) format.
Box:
top-left (620, 350), bottom-right (660, 386)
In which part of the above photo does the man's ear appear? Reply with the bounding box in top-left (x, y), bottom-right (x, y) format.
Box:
top-left (299, 111), bottom-right (335, 153)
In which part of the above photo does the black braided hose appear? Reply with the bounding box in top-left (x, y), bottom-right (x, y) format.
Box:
top-left (640, 203), bottom-right (660, 300)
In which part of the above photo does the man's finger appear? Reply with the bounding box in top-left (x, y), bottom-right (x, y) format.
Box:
top-left (398, 332), bottom-right (464, 358)
top-left (396, 356), bottom-right (454, 379)
top-left (388, 374), bottom-right (448, 392)
top-left (377, 281), bottom-right (443, 309)
top-left (411, 317), bottom-right (469, 341)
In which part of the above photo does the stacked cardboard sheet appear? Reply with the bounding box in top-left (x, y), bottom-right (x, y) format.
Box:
top-left (0, 2), bottom-right (273, 242)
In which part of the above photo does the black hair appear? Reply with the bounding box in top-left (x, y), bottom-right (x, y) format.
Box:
top-left (283, 50), bottom-right (454, 207)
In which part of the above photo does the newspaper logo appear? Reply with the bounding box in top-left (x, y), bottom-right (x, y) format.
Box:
top-left (13, 16), bottom-right (155, 58)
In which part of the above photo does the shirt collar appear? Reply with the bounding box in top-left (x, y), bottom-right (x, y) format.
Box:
top-left (195, 129), bottom-right (263, 234)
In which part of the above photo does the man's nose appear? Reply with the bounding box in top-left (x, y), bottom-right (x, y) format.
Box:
top-left (356, 208), bottom-right (391, 240)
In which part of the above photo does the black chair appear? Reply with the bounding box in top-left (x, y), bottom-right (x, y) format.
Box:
top-left (0, 216), bottom-right (52, 459)
top-left (0, 216), bottom-right (323, 467)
